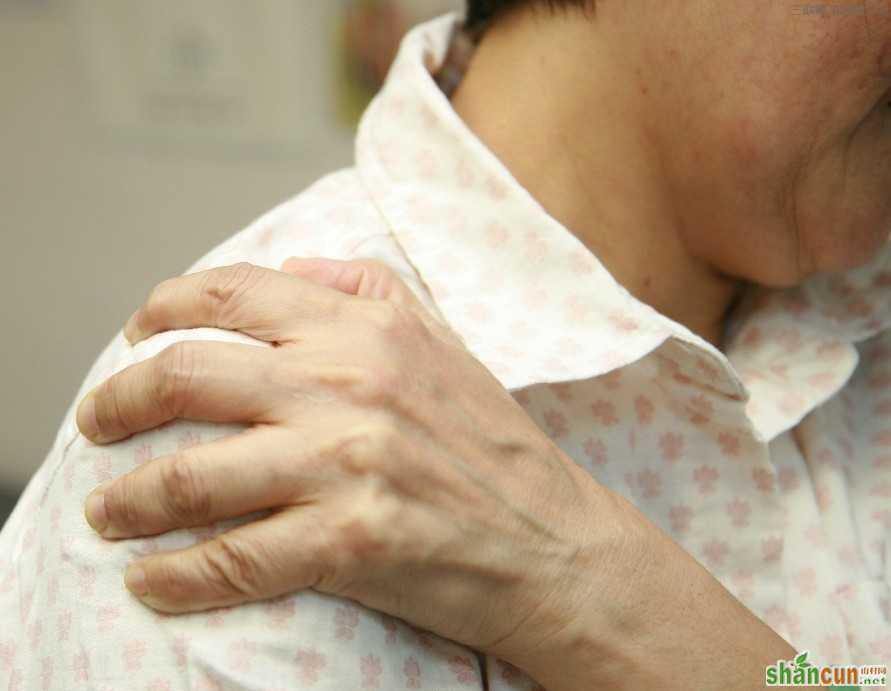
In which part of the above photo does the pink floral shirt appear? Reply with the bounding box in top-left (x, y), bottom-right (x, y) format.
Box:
top-left (2, 13), bottom-right (889, 690)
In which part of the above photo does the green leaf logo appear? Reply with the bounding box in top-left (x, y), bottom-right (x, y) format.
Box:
top-left (794, 651), bottom-right (810, 668)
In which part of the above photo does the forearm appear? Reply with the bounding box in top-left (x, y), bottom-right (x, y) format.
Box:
top-left (537, 561), bottom-right (800, 690)
top-left (514, 485), bottom-right (813, 691)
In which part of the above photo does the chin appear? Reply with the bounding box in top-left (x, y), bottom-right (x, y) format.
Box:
top-left (721, 220), bottom-right (890, 288)
top-left (732, 265), bottom-right (809, 291)
top-left (820, 230), bottom-right (890, 274)
top-left (804, 215), bottom-right (891, 276)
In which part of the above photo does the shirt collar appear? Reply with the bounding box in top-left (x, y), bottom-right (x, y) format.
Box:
top-left (355, 13), bottom-right (890, 442)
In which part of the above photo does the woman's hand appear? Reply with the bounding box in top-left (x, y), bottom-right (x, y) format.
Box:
top-left (75, 258), bottom-right (799, 690)
top-left (75, 258), bottom-right (612, 675)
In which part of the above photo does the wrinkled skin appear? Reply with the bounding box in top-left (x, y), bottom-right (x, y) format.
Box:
top-left (73, 1), bottom-right (891, 688)
top-left (76, 260), bottom-right (616, 679)
top-left (644, 1), bottom-right (891, 283)
top-left (451, 1), bottom-right (891, 345)
top-left (77, 260), bottom-right (798, 691)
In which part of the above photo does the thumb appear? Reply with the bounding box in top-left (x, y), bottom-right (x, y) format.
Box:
top-left (280, 256), bottom-right (464, 347)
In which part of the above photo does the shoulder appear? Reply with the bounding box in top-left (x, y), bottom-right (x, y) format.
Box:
top-left (1, 164), bottom-right (419, 518)
top-left (0, 166), bottom-right (473, 688)
top-left (52, 167), bottom-right (424, 448)
top-left (187, 167), bottom-right (394, 274)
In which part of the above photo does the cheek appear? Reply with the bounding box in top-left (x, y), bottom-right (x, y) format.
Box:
top-left (666, 104), bottom-right (821, 286)
top-left (731, 115), bottom-right (767, 166)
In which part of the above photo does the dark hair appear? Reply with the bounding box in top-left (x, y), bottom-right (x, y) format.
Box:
top-left (465, 0), bottom-right (588, 32)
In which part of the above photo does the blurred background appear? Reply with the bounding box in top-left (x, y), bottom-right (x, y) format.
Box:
top-left (0, 0), bottom-right (460, 525)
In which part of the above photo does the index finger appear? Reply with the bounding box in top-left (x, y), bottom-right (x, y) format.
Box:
top-left (123, 262), bottom-right (346, 345)
top-left (76, 340), bottom-right (282, 444)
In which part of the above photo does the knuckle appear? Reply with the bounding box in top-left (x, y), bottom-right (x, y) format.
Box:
top-left (147, 560), bottom-right (194, 609)
top-left (331, 493), bottom-right (405, 574)
top-left (156, 342), bottom-right (200, 417)
top-left (314, 361), bottom-right (401, 409)
top-left (338, 419), bottom-right (400, 477)
top-left (364, 300), bottom-right (405, 335)
top-left (159, 453), bottom-right (211, 524)
top-left (203, 534), bottom-right (263, 597)
top-left (103, 476), bottom-right (143, 533)
top-left (336, 513), bottom-right (386, 566)
top-left (199, 262), bottom-right (261, 322)
top-left (91, 377), bottom-right (126, 438)
top-left (144, 278), bottom-right (175, 320)
top-left (358, 364), bottom-right (401, 407)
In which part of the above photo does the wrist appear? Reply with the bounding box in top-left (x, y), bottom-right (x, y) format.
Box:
top-left (515, 487), bottom-right (667, 690)
top-left (492, 474), bottom-right (656, 689)
top-left (512, 484), bottom-right (796, 691)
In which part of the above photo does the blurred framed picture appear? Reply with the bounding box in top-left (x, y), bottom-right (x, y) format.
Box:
top-left (72, 0), bottom-right (461, 151)
top-left (74, 0), bottom-right (350, 153)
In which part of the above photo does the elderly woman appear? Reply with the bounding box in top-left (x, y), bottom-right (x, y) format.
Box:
top-left (2, 1), bottom-right (889, 689)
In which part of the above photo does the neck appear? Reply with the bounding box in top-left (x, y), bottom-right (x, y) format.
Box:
top-left (450, 8), bottom-right (741, 348)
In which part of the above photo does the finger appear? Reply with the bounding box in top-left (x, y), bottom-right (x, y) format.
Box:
top-left (85, 426), bottom-right (314, 539)
top-left (281, 256), bottom-right (422, 304)
top-left (76, 340), bottom-right (283, 444)
top-left (123, 506), bottom-right (331, 613)
top-left (123, 261), bottom-right (346, 345)
top-left (281, 256), bottom-right (464, 347)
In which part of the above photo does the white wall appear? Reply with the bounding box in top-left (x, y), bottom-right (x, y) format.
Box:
top-left (0, 1), bottom-right (364, 488)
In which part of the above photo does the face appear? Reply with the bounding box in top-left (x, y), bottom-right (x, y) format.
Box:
top-left (627, 0), bottom-right (891, 286)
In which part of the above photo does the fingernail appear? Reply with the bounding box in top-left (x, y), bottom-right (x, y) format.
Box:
top-left (281, 257), bottom-right (300, 272)
top-left (122, 309), bottom-right (144, 344)
top-left (125, 565), bottom-right (148, 596)
top-left (77, 389), bottom-right (100, 441)
top-left (85, 486), bottom-right (108, 534)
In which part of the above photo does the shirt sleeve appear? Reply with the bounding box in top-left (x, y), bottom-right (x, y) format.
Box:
top-left (0, 172), bottom-right (489, 691)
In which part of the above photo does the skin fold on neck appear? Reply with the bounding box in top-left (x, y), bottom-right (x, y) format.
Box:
top-left (450, 7), bottom-right (744, 349)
